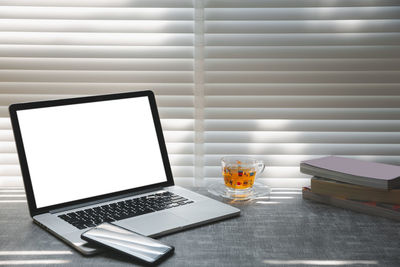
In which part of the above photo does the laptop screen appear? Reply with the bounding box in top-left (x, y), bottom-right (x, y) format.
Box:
top-left (16, 96), bottom-right (168, 209)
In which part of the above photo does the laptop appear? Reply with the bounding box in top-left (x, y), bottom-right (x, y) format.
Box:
top-left (9, 90), bottom-right (240, 255)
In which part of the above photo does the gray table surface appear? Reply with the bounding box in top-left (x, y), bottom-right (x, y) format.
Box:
top-left (1, 186), bottom-right (400, 267)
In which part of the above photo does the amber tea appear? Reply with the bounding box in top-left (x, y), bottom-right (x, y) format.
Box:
top-left (223, 166), bottom-right (257, 190)
top-left (221, 156), bottom-right (265, 191)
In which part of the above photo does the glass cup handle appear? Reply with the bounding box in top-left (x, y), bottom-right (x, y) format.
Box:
top-left (256, 160), bottom-right (265, 175)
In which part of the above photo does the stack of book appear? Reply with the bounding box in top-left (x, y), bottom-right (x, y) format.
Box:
top-left (300, 156), bottom-right (400, 221)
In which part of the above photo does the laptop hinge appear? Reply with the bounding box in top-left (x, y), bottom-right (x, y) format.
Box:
top-left (49, 187), bottom-right (164, 214)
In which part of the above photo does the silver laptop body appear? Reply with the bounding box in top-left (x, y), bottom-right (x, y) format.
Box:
top-left (9, 91), bottom-right (240, 255)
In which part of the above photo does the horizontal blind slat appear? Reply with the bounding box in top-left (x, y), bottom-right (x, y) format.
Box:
top-left (0, 83), bottom-right (194, 95)
top-left (0, 153), bottom-right (18, 164)
top-left (0, 130), bottom-right (12, 141)
top-left (0, 70), bottom-right (193, 83)
top-left (0, 0), bottom-right (193, 8)
top-left (158, 108), bottom-right (194, 119)
top-left (166, 143), bottom-right (194, 154)
top-left (206, 33), bottom-right (400, 46)
top-left (0, 142), bottom-right (15, 153)
top-left (204, 155), bottom-right (400, 166)
top-left (163, 131), bottom-right (194, 142)
top-left (205, 120), bottom-right (400, 132)
top-left (205, 95), bottom-right (400, 108)
top-left (205, 108), bottom-right (400, 120)
top-left (0, 164), bottom-right (19, 176)
top-left (168, 155), bottom-right (194, 166)
top-left (0, 45), bottom-right (194, 58)
top-left (205, 71), bottom-right (400, 84)
top-left (205, 143), bottom-right (400, 155)
top-left (0, 58), bottom-right (194, 71)
top-left (205, 46), bottom-right (400, 58)
top-left (204, 132), bottom-right (400, 144)
top-left (170, 166), bottom-right (194, 177)
top-left (205, 7), bottom-right (400, 20)
top-left (0, 32), bottom-right (193, 46)
top-left (0, 118), bottom-right (11, 129)
top-left (205, 83), bottom-right (400, 95)
top-left (161, 119), bottom-right (194, 130)
top-left (205, 59), bottom-right (400, 71)
top-left (0, 7), bottom-right (194, 20)
top-left (205, 20), bottom-right (400, 34)
top-left (0, 20), bottom-right (193, 33)
top-left (5, 0), bottom-right (398, 8)
top-left (204, 0), bottom-right (400, 8)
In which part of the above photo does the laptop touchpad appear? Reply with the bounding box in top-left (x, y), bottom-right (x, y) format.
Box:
top-left (115, 210), bottom-right (188, 237)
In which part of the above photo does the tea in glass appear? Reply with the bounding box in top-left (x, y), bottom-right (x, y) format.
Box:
top-left (221, 156), bottom-right (265, 191)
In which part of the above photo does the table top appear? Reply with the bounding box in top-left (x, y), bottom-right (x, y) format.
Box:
top-left (1, 186), bottom-right (400, 267)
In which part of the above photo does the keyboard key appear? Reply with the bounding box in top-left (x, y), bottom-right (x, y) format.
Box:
top-left (171, 198), bottom-right (187, 203)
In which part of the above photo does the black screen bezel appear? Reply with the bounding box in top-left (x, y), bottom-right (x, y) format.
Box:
top-left (9, 90), bottom-right (174, 217)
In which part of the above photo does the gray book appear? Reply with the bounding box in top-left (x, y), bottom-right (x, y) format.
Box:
top-left (302, 187), bottom-right (400, 222)
top-left (300, 156), bottom-right (400, 190)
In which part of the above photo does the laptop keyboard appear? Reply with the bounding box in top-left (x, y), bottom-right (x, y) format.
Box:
top-left (58, 191), bottom-right (193, 230)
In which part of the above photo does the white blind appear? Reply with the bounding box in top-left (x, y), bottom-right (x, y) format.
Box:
top-left (0, 0), bottom-right (194, 186)
top-left (1, 0), bottom-right (400, 188)
top-left (202, 0), bottom-right (400, 187)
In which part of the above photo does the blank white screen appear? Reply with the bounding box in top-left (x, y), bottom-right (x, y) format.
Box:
top-left (17, 96), bottom-right (168, 208)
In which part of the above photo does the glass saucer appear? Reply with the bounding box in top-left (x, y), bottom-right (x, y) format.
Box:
top-left (207, 181), bottom-right (271, 201)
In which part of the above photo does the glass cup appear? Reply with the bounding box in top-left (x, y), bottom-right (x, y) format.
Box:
top-left (221, 156), bottom-right (265, 194)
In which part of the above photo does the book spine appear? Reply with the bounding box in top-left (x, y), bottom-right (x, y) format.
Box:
top-left (302, 188), bottom-right (400, 222)
top-left (311, 179), bottom-right (400, 205)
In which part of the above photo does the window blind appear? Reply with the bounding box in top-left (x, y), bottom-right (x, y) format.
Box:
top-left (1, 0), bottom-right (400, 188)
top-left (202, 0), bottom-right (400, 188)
top-left (0, 0), bottom-right (194, 186)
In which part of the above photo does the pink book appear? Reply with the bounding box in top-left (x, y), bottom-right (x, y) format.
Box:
top-left (300, 156), bottom-right (400, 190)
